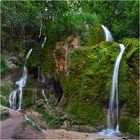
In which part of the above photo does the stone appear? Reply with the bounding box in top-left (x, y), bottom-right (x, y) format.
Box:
top-left (0, 107), bottom-right (10, 120)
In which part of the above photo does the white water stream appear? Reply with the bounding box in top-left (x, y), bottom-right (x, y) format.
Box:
top-left (101, 25), bottom-right (113, 41)
top-left (99, 25), bottom-right (125, 136)
top-left (9, 49), bottom-right (32, 111)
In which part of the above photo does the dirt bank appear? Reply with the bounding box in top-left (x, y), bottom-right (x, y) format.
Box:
top-left (0, 105), bottom-right (125, 140)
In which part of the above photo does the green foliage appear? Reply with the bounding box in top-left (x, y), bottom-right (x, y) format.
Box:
top-left (1, 1), bottom-right (45, 52)
top-left (0, 97), bottom-right (7, 106)
top-left (47, 11), bottom-right (100, 45)
top-left (87, 24), bottom-right (104, 46)
top-left (23, 90), bottom-right (33, 109)
top-left (71, 1), bottom-right (138, 40)
top-left (0, 84), bottom-right (12, 106)
top-left (0, 57), bottom-right (9, 75)
top-left (34, 106), bottom-right (63, 128)
top-left (1, 84), bottom-right (12, 97)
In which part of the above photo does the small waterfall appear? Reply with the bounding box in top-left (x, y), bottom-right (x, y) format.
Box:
top-left (42, 36), bottom-right (47, 48)
top-left (9, 49), bottom-right (33, 111)
top-left (41, 89), bottom-right (49, 105)
top-left (39, 21), bottom-right (42, 38)
top-left (101, 25), bottom-right (113, 41)
top-left (24, 114), bottom-right (46, 132)
top-left (38, 35), bottom-right (49, 104)
top-left (99, 25), bottom-right (125, 136)
top-left (108, 44), bottom-right (125, 131)
top-left (39, 69), bottom-right (49, 105)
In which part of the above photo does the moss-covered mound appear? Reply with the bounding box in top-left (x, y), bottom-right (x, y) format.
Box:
top-left (60, 38), bottom-right (139, 136)
top-left (60, 41), bottom-right (119, 127)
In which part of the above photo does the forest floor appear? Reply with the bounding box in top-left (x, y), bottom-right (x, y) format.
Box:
top-left (0, 105), bottom-right (128, 140)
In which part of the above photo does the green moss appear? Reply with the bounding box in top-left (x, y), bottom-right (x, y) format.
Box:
top-left (61, 41), bottom-right (120, 127)
top-left (0, 84), bottom-right (12, 107)
top-left (40, 46), bottom-right (55, 76)
top-left (126, 47), bottom-right (138, 60)
top-left (120, 116), bottom-right (139, 136)
top-left (67, 99), bottom-right (103, 126)
top-left (23, 90), bottom-right (33, 108)
top-left (0, 96), bottom-right (7, 106)
top-left (1, 84), bottom-right (12, 97)
top-left (0, 57), bottom-right (9, 75)
top-left (123, 38), bottom-right (139, 79)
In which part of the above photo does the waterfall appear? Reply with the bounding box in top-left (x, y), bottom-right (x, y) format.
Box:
top-left (39, 21), bottom-right (42, 38)
top-left (41, 89), bottom-right (49, 105)
top-left (42, 36), bottom-right (47, 48)
top-left (101, 25), bottom-right (113, 41)
top-left (9, 49), bottom-right (33, 111)
top-left (99, 25), bottom-right (125, 136)
top-left (39, 69), bottom-right (49, 105)
top-left (108, 44), bottom-right (125, 131)
top-left (37, 35), bottom-right (49, 104)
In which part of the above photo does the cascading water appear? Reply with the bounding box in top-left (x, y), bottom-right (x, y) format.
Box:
top-left (39, 69), bottom-right (49, 105)
top-left (9, 49), bottom-right (33, 111)
top-left (101, 25), bottom-right (113, 41)
top-left (41, 36), bottom-right (47, 48)
top-left (39, 20), bottom-right (42, 39)
top-left (99, 25), bottom-right (125, 136)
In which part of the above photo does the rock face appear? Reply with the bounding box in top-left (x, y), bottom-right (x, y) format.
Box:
top-left (2, 50), bottom-right (20, 69)
top-left (53, 34), bottom-right (80, 74)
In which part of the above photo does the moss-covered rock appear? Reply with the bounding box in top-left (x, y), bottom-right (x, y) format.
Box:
top-left (0, 107), bottom-right (10, 120)
top-left (60, 41), bottom-right (119, 127)
top-left (60, 39), bottom-right (139, 136)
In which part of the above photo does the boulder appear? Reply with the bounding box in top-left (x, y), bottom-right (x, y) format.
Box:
top-left (0, 107), bottom-right (10, 120)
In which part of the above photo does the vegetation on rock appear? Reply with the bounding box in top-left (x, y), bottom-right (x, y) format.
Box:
top-left (1, 0), bottom-right (139, 137)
